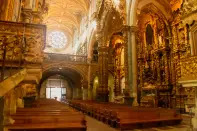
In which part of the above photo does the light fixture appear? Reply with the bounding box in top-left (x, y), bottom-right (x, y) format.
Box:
top-left (92, 20), bottom-right (97, 30)
top-left (95, 79), bottom-right (98, 83)
top-left (113, 0), bottom-right (120, 7)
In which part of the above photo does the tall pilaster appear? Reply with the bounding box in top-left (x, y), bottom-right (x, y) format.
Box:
top-left (97, 46), bottom-right (109, 102)
top-left (82, 81), bottom-right (88, 100)
top-left (124, 25), bottom-right (138, 105)
top-left (87, 61), bottom-right (93, 100)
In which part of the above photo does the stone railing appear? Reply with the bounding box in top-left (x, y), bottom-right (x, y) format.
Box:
top-left (44, 53), bottom-right (88, 63)
top-left (179, 56), bottom-right (197, 81)
top-left (0, 21), bottom-right (46, 66)
top-left (0, 69), bottom-right (27, 97)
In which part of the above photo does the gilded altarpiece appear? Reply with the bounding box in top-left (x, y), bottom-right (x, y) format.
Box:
top-left (137, 5), bottom-right (173, 108)
top-left (137, 2), bottom-right (194, 109)
top-left (109, 33), bottom-right (125, 97)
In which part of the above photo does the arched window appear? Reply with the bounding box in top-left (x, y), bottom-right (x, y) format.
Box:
top-left (48, 31), bottom-right (67, 48)
top-left (146, 24), bottom-right (154, 45)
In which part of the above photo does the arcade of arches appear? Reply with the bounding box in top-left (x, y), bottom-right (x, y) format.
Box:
top-left (0, 0), bottom-right (197, 130)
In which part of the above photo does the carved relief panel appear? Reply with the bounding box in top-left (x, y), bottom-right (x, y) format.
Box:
top-left (0, 21), bottom-right (46, 65)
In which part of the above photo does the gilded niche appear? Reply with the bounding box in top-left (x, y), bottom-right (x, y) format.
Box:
top-left (137, 4), bottom-right (173, 107)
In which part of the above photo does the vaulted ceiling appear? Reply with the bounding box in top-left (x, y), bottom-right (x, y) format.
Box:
top-left (44, 0), bottom-right (90, 46)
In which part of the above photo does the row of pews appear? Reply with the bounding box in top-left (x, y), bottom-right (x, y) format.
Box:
top-left (68, 100), bottom-right (182, 130)
top-left (5, 99), bottom-right (87, 131)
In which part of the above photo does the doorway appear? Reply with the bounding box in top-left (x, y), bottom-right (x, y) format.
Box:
top-left (46, 87), bottom-right (66, 101)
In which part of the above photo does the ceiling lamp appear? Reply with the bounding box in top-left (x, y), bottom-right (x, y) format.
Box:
top-left (92, 20), bottom-right (97, 30)
top-left (113, 0), bottom-right (120, 8)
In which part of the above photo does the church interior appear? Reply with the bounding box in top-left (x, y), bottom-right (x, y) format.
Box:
top-left (0, 0), bottom-right (197, 131)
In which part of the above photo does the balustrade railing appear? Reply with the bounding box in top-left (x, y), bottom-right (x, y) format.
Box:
top-left (44, 53), bottom-right (88, 63)
top-left (0, 69), bottom-right (27, 97)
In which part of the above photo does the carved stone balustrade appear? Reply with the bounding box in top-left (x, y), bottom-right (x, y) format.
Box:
top-left (0, 21), bottom-right (46, 67)
top-left (0, 69), bottom-right (27, 97)
top-left (44, 53), bottom-right (88, 63)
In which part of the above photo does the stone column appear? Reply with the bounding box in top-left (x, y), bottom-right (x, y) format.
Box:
top-left (82, 81), bottom-right (88, 100)
top-left (123, 26), bottom-right (138, 105)
top-left (82, 88), bottom-right (88, 100)
top-left (87, 63), bottom-right (93, 100)
top-left (88, 82), bottom-right (93, 100)
top-left (97, 46), bottom-right (109, 102)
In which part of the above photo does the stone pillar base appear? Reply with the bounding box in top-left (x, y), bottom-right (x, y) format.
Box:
top-left (96, 92), bottom-right (109, 102)
top-left (124, 96), bottom-right (134, 106)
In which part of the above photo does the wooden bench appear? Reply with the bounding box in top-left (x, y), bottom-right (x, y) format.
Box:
top-left (5, 99), bottom-right (87, 131)
top-left (69, 100), bottom-right (182, 130)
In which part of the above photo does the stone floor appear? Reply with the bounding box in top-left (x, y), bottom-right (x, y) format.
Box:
top-left (86, 114), bottom-right (192, 131)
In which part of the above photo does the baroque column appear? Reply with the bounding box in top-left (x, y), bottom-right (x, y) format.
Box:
top-left (97, 46), bottom-right (109, 102)
top-left (123, 25), bottom-right (138, 105)
top-left (21, 0), bottom-right (34, 23)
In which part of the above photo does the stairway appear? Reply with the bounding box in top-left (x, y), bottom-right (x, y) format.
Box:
top-left (0, 68), bottom-right (42, 130)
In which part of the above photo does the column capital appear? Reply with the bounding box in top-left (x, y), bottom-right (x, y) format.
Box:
top-left (21, 8), bottom-right (33, 23)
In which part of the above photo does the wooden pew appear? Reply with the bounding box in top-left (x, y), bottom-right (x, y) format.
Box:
top-left (69, 100), bottom-right (182, 130)
top-left (5, 99), bottom-right (87, 131)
